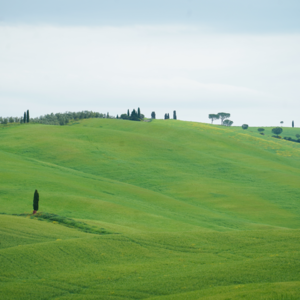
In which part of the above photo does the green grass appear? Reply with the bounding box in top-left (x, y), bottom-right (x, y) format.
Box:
top-left (0, 119), bottom-right (300, 299)
top-left (10, 212), bottom-right (109, 235)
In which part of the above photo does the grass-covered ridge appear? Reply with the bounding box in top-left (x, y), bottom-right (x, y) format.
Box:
top-left (9, 212), bottom-right (110, 235)
top-left (0, 119), bottom-right (300, 299)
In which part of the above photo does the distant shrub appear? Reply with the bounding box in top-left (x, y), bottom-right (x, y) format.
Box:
top-left (260, 132), bottom-right (264, 135)
top-left (242, 124), bottom-right (248, 130)
top-left (296, 134), bottom-right (300, 139)
top-left (258, 128), bottom-right (265, 133)
top-left (120, 114), bottom-right (129, 120)
top-left (283, 137), bottom-right (300, 144)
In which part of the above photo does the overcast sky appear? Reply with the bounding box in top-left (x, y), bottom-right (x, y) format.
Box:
top-left (1, 0), bottom-right (300, 126)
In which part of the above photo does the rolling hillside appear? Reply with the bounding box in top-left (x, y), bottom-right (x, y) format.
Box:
top-left (1, 119), bottom-right (300, 299)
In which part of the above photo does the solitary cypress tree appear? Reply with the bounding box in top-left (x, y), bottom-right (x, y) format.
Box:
top-left (24, 112), bottom-right (26, 123)
top-left (137, 107), bottom-right (141, 118)
top-left (173, 111), bottom-right (177, 120)
top-left (151, 111), bottom-right (156, 119)
top-left (292, 121), bottom-right (294, 128)
top-left (27, 110), bottom-right (30, 123)
top-left (127, 109), bottom-right (130, 117)
top-left (33, 190), bottom-right (39, 214)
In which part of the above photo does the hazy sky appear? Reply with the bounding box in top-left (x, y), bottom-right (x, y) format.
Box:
top-left (1, 1), bottom-right (300, 126)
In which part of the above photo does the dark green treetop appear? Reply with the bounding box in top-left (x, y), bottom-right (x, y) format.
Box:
top-left (272, 127), bottom-right (283, 137)
top-left (208, 114), bottom-right (219, 124)
top-left (33, 190), bottom-right (39, 211)
top-left (223, 120), bottom-right (233, 126)
top-left (217, 112), bottom-right (230, 125)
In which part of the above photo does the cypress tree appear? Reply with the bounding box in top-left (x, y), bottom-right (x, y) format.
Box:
top-left (24, 112), bottom-right (26, 123)
top-left (33, 189), bottom-right (39, 214)
top-left (27, 110), bottom-right (30, 123)
top-left (137, 107), bottom-right (141, 119)
top-left (173, 110), bottom-right (177, 120)
top-left (130, 109), bottom-right (139, 121)
top-left (127, 109), bottom-right (130, 117)
top-left (151, 111), bottom-right (156, 119)
top-left (292, 121), bottom-right (294, 128)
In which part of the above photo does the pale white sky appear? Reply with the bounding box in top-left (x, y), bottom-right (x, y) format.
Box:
top-left (1, 1), bottom-right (300, 126)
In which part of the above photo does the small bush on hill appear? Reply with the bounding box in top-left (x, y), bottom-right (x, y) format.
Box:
top-left (283, 137), bottom-right (300, 143)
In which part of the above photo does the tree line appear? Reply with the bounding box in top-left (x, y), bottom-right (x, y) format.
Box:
top-left (117, 108), bottom-right (177, 121)
top-left (0, 110), bottom-right (110, 125)
top-left (163, 111), bottom-right (177, 120)
top-left (208, 112), bottom-right (233, 126)
top-left (0, 108), bottom-right (179, 125)
top-left (241, 125), bottom-right (300, 143)
top-left (118, 108), bottom-right (144, 121)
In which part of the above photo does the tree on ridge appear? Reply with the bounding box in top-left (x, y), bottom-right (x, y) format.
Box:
top-left (33, 190), bottom-right (39, 214)
top-left (272, 127), bottom-right (283, 137)
top-left (223, 120), bottom-right (233, 126)
top-left (208, 114), bottom-right (219, 124)
top-left (217, 112), bottom-right (230, 125)
top-left (173, 111), bottom-right (177, 120)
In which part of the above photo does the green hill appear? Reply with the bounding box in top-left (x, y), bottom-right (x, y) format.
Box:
top-left (1, 119), bottom-right (300, 299)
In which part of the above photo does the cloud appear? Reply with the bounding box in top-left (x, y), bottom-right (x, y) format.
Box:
top-left (0, 25), bottom-right (300, 125)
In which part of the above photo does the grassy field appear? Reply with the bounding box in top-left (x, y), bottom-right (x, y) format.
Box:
top-left (0, 119), bottom-right (300, 299)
